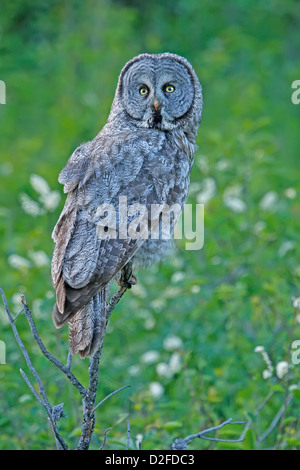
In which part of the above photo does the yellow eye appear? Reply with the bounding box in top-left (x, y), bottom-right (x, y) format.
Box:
top-left (139, 86), bottom-right (149, 95)
top-left (165, 84), bottom-right (175, 93)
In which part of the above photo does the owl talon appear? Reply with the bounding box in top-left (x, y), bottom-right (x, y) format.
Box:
top-left (115, 263), bottom-right (137, 289)
top-left (122, 273), bottom-right (138, 289)
top-left (126, 274), bottom-right (138, 289)
top-left (130, 275), bottom-right (138, 286)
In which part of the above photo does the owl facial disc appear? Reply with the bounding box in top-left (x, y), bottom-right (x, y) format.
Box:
top-left (118, 53), bottom-right (198, 131)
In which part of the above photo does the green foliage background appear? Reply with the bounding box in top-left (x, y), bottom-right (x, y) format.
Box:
top-left (0, 0), bottom-right (300, 450)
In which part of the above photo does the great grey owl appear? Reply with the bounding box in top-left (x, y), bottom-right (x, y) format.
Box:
top-left (51, 53), bottom-right (202, 358)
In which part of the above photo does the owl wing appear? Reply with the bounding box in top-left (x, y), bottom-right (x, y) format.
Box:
top-left (51, 130), bottom-right (167, 327)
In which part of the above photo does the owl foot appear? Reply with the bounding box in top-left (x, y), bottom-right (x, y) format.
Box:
top-left (115, 263), bottom-right (138, 289)
top-left (128, 274), bottom-right (138, 287)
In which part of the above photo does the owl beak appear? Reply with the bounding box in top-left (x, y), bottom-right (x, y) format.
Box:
top-left (153, 99), bottom-right (160, 111)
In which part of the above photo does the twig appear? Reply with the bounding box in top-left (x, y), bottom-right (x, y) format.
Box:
top-left (0, 288), bottom-right (69, 450)
top-left (77, 345), bottom-right (102, 450)
top-left (66, 352), bottom-right (72, 371)
top-left (105, 286), bottom-right (127, 323)
top-left (20, 368), bottom-right (45, 408)
top-left (20, 293), bottom-right (86, 398)
top-left (0, 282), bottom-right (131, 451)
top-left (257, 391), bottom-right (275, 412)
top-left (94, 385), bottom-right (131, 411)
top-left (258, 395), bottom-right (293, 443)
top-left (126, 419), bottom-right (131, 450)
top-left (172, 418), bottom-right (247, 450)
top-left (77, 281), bottom-right (131, 450)
top-left (12, 308), bottom-right (24, 322)
top-left (238, 419), bottom-right (252, 441)
top-left (98, 427), bottom-right (112, 450)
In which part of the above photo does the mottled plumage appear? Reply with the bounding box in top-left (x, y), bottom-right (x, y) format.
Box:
top-left (51, 53), bottom-right (203, 357)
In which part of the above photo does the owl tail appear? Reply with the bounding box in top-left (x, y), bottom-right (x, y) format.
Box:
top-left (68, 289), bottom-right (107, 359)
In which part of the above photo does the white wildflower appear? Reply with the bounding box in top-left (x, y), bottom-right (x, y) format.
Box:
top-left (8, 254), bottom-right (31, 270)
top-left (40, 190), bottom-right (61, 212)
top-left (262, 351), bottom-right (273, 373)
top-left (140, 350), bottom-right (160, 364)
top-left (278, 241), bottom-right (295, 257)
top-left (144, 316), bottom-right (155, 330)
top-left (169, 257), bottom-right (184, 269)
top-left (223, 185), bottom-right (243, 198)
top-left (32, 298), bottom-right (43, 318)
top-left (45, 290), bottom-right (55, 299)
top-left (10, 292), bottom-right (26, 315)
top-left (149, 382), bottom-right (164, 398)
top-left (288, 384), bottom-right (299, 391)
top-left (131, 283), bottom-right (147, 298)
top-left (30, 174), bottom-right (51, 196)
top-left (163, 286), bottom-right (181, 298)
top-left (156, 353), bottom-right (182, 378)
top-left (135, 434), bottom-right (143, 449)
top-left (224, 196), bottom-right (246, 213)
top-left (196, 178), bottom-right (216, 204)
top-left (23, 174), bottom-right (61, 214)
top-left (223, 185), bottom-right (246, 213)
top-left (196, 155), bottom-right (209, 173)
top-left (188, 182), bottom-right (202, 195)
top-left (169, 352), bottom-right (182, 373)
top-left (216, 158), bottom-right (228, 171)
top-left (128, 365), bottom-right (140, 376)
top-left (276, 361), bottom-right (289, 379)
top-left (29, 250), bottom-right (49, 267)
top-left (11, 292), bottom-right (21, 304)
top-left (292, 297), bottom-right (300, 310)
top-left (191, 285), bottom-right (201, 294)
top-left (263, 369), bottom-right (272, 379)
top-left (20, 193), bottom-right (44, 216)
top-left (171, 272), bottom-right (185, 283)
top-left (259, 191), bottom-right (278, 211)
top-left (150, 298), bottom-right (166, 312)
top-left (255, 345), bottom-right (273, 377)
top-left (284, 188), bottom-right (296, 199)
top-left (163, 335), bottom-right (183, 351)
top-left (156, 362), bottom-right (172, 378)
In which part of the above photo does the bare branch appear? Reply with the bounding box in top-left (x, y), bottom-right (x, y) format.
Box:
top-left (0, 285), bottom-right (131, 451)
top-left (66, 352), bottom-right (72, 371)
top-left (77, 280), bottom-right (131, 450)
top-left (19, 368), bottom-right (45, 408)
top-left (126, 419), bottom-right (131, 450)
top-left (20, 293), bottom-right (86, 398)
top-left (172, 418), bottom-right (247, 450)
top-left (94, 385), bottom-right (131, 411)
top-left (2, 284), bottom-right (247, 452)
top-left (98, 427), bottom-right (112, 450)
top-left (1, 289), bottom-right (69, 450)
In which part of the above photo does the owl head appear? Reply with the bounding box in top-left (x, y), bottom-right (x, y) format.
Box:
top-left (108, 53), bottom-right (202, 136)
